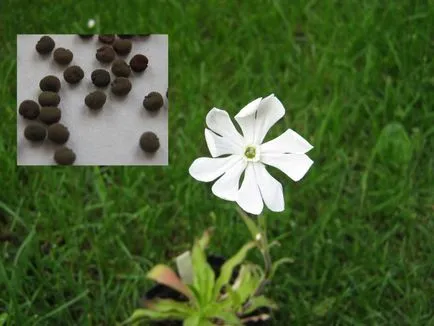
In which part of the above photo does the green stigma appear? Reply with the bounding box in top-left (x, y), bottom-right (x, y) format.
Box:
top-left (244, 146), bottom-right (256, 159)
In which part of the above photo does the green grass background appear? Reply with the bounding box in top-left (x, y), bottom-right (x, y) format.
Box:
top-left (1, 0), bottom-right (433, 325)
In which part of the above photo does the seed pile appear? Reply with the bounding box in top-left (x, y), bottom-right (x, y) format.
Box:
top-left (19, 34), bottom-right (167, 165)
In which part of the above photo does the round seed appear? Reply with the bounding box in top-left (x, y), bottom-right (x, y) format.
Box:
top-left (24, 124), bottom-right (46, 142)
top-left (129, 54), bottom-right (148, 72)
top-left (98, 34), bottom-right (115, 44)
top-left (111, 77), bottom-right (132, 96)
top-left (38, 92), bottom-right (60, 106)
top-left (111, 59), bottom-right (131, 77)
top-left (39, 107), bottom-right (61, 124)
top-left (91, 69), bottom-right (111, 87)
top-left (143, 92), bottom-right (164, 112)
top-left (35, 36), bottom-right (55, 54)
top-left (85, 91), bottom-right (106, 110)
top-left (139, 132), bottom-right (160, 153)
top-left (63, 65), bottom-right (84, 84)
top-left (54, 147), bottom-right (76, 165)
top-left (19, 100), bottom-right (40, 120)
top-left (96, 46), bottom-right (116, 63)
top-left (47, 123), bottom-right (69, 144)
top-left (112, 39), bottom-right (132, 56)
top-left (39, 75), bottom-right (61, 92)
top-left (53, 48), bottom-right (73, 65)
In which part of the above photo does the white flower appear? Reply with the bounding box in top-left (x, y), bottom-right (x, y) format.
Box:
top-left (87, 19), bottom-right (96, 29)
top-left (189, 94), bottom-right (314, 215)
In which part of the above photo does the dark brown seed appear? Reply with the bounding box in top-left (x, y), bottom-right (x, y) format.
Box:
top-left (39, 107), bottom-right (61, 124)
top-left (111, 59), bottom-right (131, 77)
top-left (91, 69), bottom-right (111, 87)
top-left (129, 54), bottom-right (148, 72)
top-left (98, 35), bottom-right (115, 44)
top-left (117, 34), bottom-right (134, 39)
top-left (143, 92), bottom-right (164, 112)
top-left (54, 147), bottom-right (76, 165)
top-left (47, 123), bottom-right (69, 144)
top-left (19, 100), bottom-right (40, 120)
top-left (38, 92), bottom-right (60, 106)
top-left (85, 91), bottom-right (106, 110)
top-left (139, 131), bottom-right (160, 153)
top-left (96, 46), bottom-right (116, 63)
top-left (63, 65), bottom-right (84, 84)
top-left (111, 77), bottom-right (132, 96)
top-left (39, 75), bottom-right (61, 92)
top-left (78, 34), bottom-right (93, 39)
top-left (35, 36), bottom-right (55, 54)
top-left (112, 39), bottom-right (132, 55)
top-left (53, 48), bottom-right (73, 65)
top-left (24, 124), bottom-right (46, 141)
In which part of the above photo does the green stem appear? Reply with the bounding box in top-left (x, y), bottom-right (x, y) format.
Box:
top-left (254, 214), bottom-right (272, 296)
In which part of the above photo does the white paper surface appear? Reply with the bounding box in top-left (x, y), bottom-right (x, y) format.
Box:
top-left (17, 34), bottom-right (168, 166)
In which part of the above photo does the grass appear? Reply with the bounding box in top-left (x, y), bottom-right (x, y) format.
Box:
top-left (1, 0), bottom-right (433, 325)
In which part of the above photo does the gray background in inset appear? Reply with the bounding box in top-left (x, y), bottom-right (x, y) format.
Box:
top-left (17, 34), bottom-right (168, 165)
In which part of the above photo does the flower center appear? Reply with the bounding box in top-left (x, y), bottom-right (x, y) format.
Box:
top-left (244, 145), bottom-right (260, 162)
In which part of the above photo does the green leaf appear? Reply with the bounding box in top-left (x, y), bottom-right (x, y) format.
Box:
top-left (183, 314), bottom-right (201, 326)
top-left (191, 233), bottom-right (216, 306)
top-left (147, 264), bottom-right (193, 300)
top-left (214, 242), bottom-right (256, 298)
top-left (237, 208), bottom-right (261, 242)
top-left (143, 298), bottom-right (193, 314)
top-left (243, 295), bottom-right (278, 315)
top-left (122, 308), bottom-right (186, 325)
top-left (270, 257), bottom-right (295, 279)
top-left (0, 313), bottom-right (7, 326)
top-left (225, 284), bottom-right (242, 309)
top-left (198, 228), bottom-right (213, 249)
top-left (232, 264), bottom-right (263, 307)
top-left (312, 297), bottom-right (336, 317)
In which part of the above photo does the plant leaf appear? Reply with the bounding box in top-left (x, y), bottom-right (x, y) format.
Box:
top-left (191, 232), bottom-right (216, 306)
top-left (214, 242), bottom-right (256, 298)
top-left (237, 208), bottom-right (261, 242)
top-left (198, 228), bottom-right (213, 249)
top-left (183, 314), bottom-right (201, 326)
top-left (122, 308), bottom-right (186, 325)
top-left (232, 264), bottom-right (263, 307)
top-left (243, 295), bottom-right (278, 315)
top-left (143, 298), bottom-right (193, 314)
top-left (0, 313), bottom-right (7, 326)
top-left (270, 257), bottom-right (295, 279)
top-left (147, 264), bottom-right (193, 300)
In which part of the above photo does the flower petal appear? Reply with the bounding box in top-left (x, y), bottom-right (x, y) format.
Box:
top-left (261, 153), bottom-right (313, 182)
top-left (260, 129), bottom-right (313, 154)
top-left (205, 129), bottom-right (243, 158)
top-left (212, 159), bottom-right (247, 201)
top-left (236, 163), bottom-right (264, 215)
top-left (253, 94), bottom-right (285, 144)
top-left (234, 97), bottom-right (262, 144)
top-left (189, 155), bottom-right (242, 182)
top-left (253, 163), bottom-right (284, 212)
top-left (206, 108), bottom-right (244, 146)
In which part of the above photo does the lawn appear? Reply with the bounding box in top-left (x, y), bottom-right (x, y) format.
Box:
top-left (1, 0), bottom-right (433, 325)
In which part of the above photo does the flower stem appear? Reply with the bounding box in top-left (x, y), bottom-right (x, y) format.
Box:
top-left (254, 214), bottom-right (272, 296)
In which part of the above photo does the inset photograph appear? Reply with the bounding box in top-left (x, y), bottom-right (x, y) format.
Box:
top-left (17, 34), bottom-right (168, 165)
